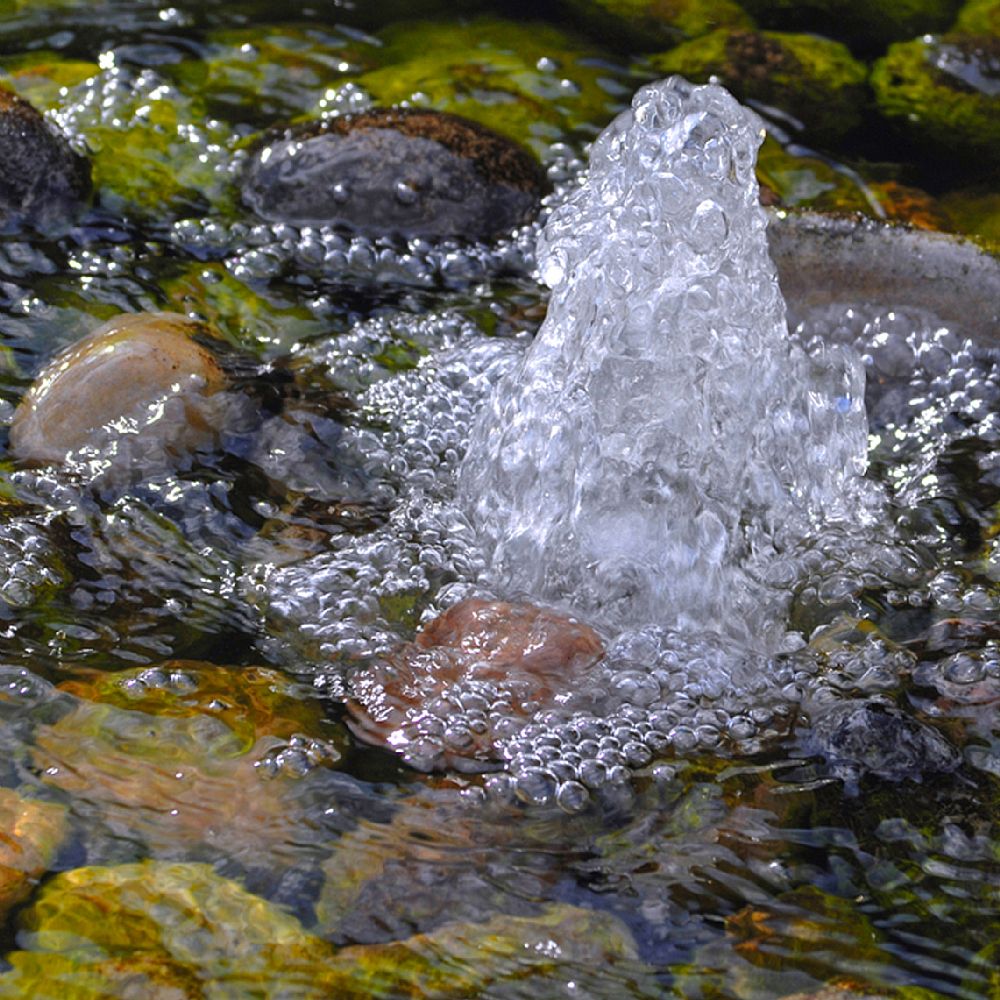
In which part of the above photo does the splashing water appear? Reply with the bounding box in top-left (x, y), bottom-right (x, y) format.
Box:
top-left (461, 78), bottom-right (882, 651)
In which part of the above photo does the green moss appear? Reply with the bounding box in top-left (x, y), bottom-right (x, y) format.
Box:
top-left (871, 35), bottom-right (1000, 167)
top-left (954, 0), bottom-right (1000, 34)
top-left (755, 136), bottom-right (875, 213)
top-left (6, 56), bottom-right (238, 220)
top-left (941, 187), bottom-right (1000, 250)
top-left (326, 18), bottom-right (631, 153)
top-left (170, 24), bottom-right (377, 123)
top-left (2, 861), bottom-right (649, 997)
top-left (739, 0), bottom-right (963, 50)
top-left (648, 28), bottom-right (868, 143)
top-left (558, 0), bottom-right (753, 50)
top-left (160, 262), bottom-right (328, 352)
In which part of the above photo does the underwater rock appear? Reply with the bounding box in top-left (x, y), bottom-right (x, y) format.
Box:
top-left (242, 108), bottom-right (547, 241)
top-left (737, 0), bottom-right (962, 50)
top-left (9, 311), bottom-right (227, 467)
top-left (558, 0), bottom-right (752, 50)
top-left (2, 860), bottom-right (647, 997)
top-left (871, 34), bottom-right (1000, 169)
top-left (0, 84), bottom-right (90, 232)
top-left (33, 662), bottom-right (345, 866)
top-left (327, 18), bottom-right (630, 153)
top-left (648, 29), bottom-right (867, 142)
top-left (807, 700), bottom-right (962, 786)
top-left (0, 789), bottom-right (67, 922)
top-left (347, 599), bottom-right (605, 771)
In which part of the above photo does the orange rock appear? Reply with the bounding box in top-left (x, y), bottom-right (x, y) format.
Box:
top-left (347, 599), bottom-right (604, 770)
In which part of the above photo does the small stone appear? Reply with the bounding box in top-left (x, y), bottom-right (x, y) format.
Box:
top-left (0, 85), bottom-right (90, 233)
top-left (10, 311), bottom-right (227, 465)
top-left (346, 598), bottom-right (604, 769)
top-left (241, 108), bottom-right (547, 241)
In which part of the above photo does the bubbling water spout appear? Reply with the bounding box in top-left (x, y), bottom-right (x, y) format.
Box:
top-left (460, 78), bottom-right (881, 650)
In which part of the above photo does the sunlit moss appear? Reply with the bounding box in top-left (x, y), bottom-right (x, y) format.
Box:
top-left (327, 18), bottom-right (631, 153)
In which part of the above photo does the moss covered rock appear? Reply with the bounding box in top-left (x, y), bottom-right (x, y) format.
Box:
top-left (648, 29), bottom-right (868, 143)
top-left (954, 0), bottom-right (1000, 34)
top-left (941, 187), bottom-right (1000, 249)
top-left (0, 789), bottom-right (67, 922)
top-left (871, 35), bottom-right (1000, 168)
top-left (0, 84), bottom-right (90, 232)
top-left (1, 859), bottom-right (648, 997)
top-left (738, 0), bottom-right (963, 50)
top-left (558, 0), bottom-right (753, 50)
top-left (33, 661), bottom-right (344, 864)
top-left (327, 18), bottom-right (630, 153)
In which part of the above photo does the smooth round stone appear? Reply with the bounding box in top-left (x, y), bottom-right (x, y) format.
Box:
top-left (241, 108), bottom-right (547, 241)
top-left (346, 599), bottom-right (605, 769)
top-left (0, 85), bottom-right (91, 233)
top-left (10, 311), bottom-right (227, 465)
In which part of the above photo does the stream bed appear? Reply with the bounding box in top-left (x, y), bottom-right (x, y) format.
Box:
top-left (0, 0), bottom-right (998, 997)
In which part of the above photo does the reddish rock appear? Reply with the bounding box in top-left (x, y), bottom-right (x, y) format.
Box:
top-left (347, 599), bottom-right (604, 771)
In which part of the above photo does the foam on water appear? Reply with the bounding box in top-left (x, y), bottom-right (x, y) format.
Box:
top-left (461, 78), bottom-right (881, 649)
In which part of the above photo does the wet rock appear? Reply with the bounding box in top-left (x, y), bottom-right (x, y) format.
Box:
top-left (738, 0), bottom-right (962, 50)
top-left (9, 311), bottom-right (227, 466)
top-left (557, 0), bottom-right (753, 50)
top-left (941, 186), bottom-right (1000, 250)
top-left (33, 662), bottom-right (346, 866)
top-left (242, 108), bottom-right (547, 241)
top-left (0, 789), bottom-right (67, 922)
top-left (871, 34), bottom-right (1000, 169)
top-left (648, 29), bottom-right (867, 143)
top-left (325, 19), bottom-right (630, 152)
top-left (1, 859), bottom-right (648, 998)
top-left (955, 0), bottom-right (1000, 34)
top-left (807, 699), bottom-right (962, 786)
top-left (347, 598), bottom-right (605, 771)
top-left (0, 84), bottom-right (90, 232)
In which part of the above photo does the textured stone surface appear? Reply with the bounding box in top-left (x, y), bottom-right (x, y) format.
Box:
top-left (242, 108), bottom-right (546, 241)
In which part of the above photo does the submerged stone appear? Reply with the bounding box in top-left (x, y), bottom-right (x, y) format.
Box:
top-left (807, 700), bottom-right (962, 786)
top-left (0, 789), bottom-right (67, 922)
top-left (648, 29), bottom-right (868, 142)
top-left (0, 84), bottom-right (90, 232)
top-left (871, 35), bottom-right (1000, 168)
top-left (9, 311), bottom-right (227, 467)
top-left (33, 662), bottom-right (344, 865)
top-left (242, 108), bottom-right (547, 241)
top-left (347, 599), bottom-right (605, 770)
top-left (560, 0), bottom-right (753, 50)
top-left (2, 859), bottom-right (646, 998)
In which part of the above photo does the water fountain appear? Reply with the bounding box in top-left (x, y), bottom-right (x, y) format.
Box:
top-left (461, 76), bottom-right (884, 652)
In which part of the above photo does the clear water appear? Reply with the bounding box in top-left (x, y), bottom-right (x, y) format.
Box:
top-left (0, 2), bottom-right (998, 998)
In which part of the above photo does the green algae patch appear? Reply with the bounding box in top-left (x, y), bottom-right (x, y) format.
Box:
top-left (941, 187), bottom-right (1000, 250)
top-left (0, 789), bottom-right (68, 922)
top-left (0, 52), bottom-right (98, 111)
top-left (161, 262), bottom-right (327, 353)
top-left (2, 860), bottom-right (649, 998)
top-left (756, 137), bottom-right (874, 213)
top-left (871, 35), bottom-right (1000, 169)
top-left (28, 64), bottom-right (239, 221)
top-left (171, 24), bottom-right (375, 124)
top-left (328, 18), bottom-right (631, 153)
top-left (557, 0), bottom-right (753, 51)
top-left (738, 0), bottom-right (963, 50)
top-left (648, 29), bottom-right (868, 143)
top-left (33, 662), bottom-right (344, 864)
top-left (955, 0), bottom-right (1000, 33)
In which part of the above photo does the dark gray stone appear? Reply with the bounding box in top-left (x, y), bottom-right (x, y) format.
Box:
top-left (241, 108), bottom-right (547, 242)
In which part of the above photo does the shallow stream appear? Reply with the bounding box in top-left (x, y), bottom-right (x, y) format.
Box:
top-left (0, 1), bottom-right (998, 997)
